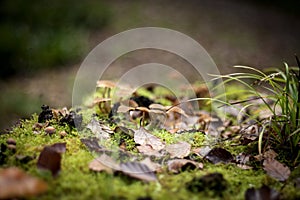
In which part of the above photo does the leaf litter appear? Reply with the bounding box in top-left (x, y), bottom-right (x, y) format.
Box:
top-left (2, 79), bottom-right (300, 198)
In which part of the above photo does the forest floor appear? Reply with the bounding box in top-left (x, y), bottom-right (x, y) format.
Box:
top-left (1, 1), bottom-right (300, 199)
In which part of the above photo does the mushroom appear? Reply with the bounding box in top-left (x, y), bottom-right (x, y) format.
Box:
top-left (148, 104), bottom-right (167, 128)
top-left (96, 80), bottom-right (116, 98)
top-left (95, 80), bottom-right (116, 113)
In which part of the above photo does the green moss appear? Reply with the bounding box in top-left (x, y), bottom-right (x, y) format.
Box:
top-left (1, 106), bottom-right (299, 199)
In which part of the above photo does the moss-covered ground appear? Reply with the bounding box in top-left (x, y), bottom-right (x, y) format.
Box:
top-left (1, 84), bottom-right (300, 200)
top-left (0, 113), bottom-right (299, 200)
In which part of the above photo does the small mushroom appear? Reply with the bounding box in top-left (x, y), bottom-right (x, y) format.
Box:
top-left (135, 107), bottom-right (150, 126)
top-left (7, 144), bottom-right (16, 152)
top-left (6, 138), bottom-right (16, 145)
top-left (44, 126), bottom-right (56, 135)
top-left (166, 106), bottom-right (189, 118)
top-left (59, 131), bottom-right (67, 138)
top-left (148, 104), bottom-right (167, 128)
top-left (96, 80), bottom-right (116, 98)
top-left (95, 80), bottom-right (116, 113)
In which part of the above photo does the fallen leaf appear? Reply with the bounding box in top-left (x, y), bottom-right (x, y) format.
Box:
top-left (245, 185), bottom-right (280, 200)
top-left (236, 153), bottom-right (250, 165)
top-left (37, 143), bottom-right (66, 177)
top-left (120, 161), bottom-right (157, 182)
top-left (89, 154), bottom-right (121, 173)
top-left (81, 137), bottom-right (106, 154)
top-left (165, 142), bottom-right (191, 158)
top-left (167, 159), bottom-right (203, 173)
top-left (204, 147), bottom-right (234, 164)
top-left (140, 157), bottom-right (162, 173)
top-left (134, 127), bottom-right (165, 151)
top-left (236, 153), bottom-right (253, 170)
top-left (263, 159), bottom-right (290, 181)
top-left (87, 119), bottom-right (112, 140)
top-left (193, 146), bottom-right (212, 158)
top-left (0, 167), bottom-right (47, 199)
top-left (136, 145), bottom-right (163, 157)
top-left (240, 125), bottom-right (258, 145)
top-left (263, 149), bottom-right (278, 160)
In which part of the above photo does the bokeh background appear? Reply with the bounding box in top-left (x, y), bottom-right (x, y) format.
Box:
top-left (1, 0), bottom-right (300, 130)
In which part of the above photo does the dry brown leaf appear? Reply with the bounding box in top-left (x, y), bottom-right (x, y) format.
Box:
top-left (166, 141), bottom-right (191, 158)
top-left (204, 147), bottom-right (234, 164)
top-left (89, 154), bottom-right (121, 173)
top-left (167, 159), bottom-right (203, 173)
top-left (134, 127), bottom-right (165, 151)
top-left (136, 145), bottom-right (163, 157)
top-left (87, 119), bottom-right (112, 140)
top-left (263, 149), bottom-right (278, 160)
top-left (193, 146), bottom-right (212, 158)
top-left (37, 143), bottom-right (66, 177)
top-left (263, 159), bottom-right (290, 182)
top-left (0, 167), bottom-right (47, 199)
top-left (120, 161), bottom-right (157, 182)
top-left (140, 157), bottom-right (162, 173)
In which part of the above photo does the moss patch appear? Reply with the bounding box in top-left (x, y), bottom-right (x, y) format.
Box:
top-left (1, 114), bottom-right (299, 200)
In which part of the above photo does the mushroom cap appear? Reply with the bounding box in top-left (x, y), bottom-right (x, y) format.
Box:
top-left (149, 103), bottom-right (166, 111)
top-left (96, 80), bottom-right (116, 88)
top-left (136, 106), bottom-right (150, 113)
top-left (93, 97), bottom-right (112, 104)
top-left (166, 106), bottom-right (188, 117)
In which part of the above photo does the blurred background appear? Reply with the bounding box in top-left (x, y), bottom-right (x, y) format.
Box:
top-left (0, 0), bottom-right (299, 131)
